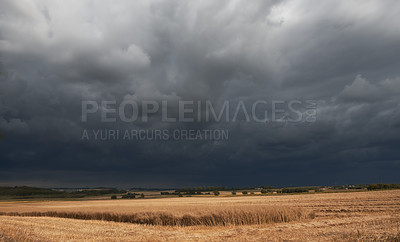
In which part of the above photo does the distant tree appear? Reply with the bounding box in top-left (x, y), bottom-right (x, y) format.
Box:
top-left (391, 184), bottom-right (400, 189)
top-left (213, 191), bottom-right (220, 196)
top-left (368, 183), bottom-right (395, 190)
top-left (232, 191), bottom-right (236, 195)
top-left (242, 191), bottom-right (248, 195)
top-left (121, 193), bottom-right (136, 199)
top-left (140, 193), bottom-right (145, 198)
top-left (111, 195), bottom-right (117, 199)
top-left (281, 187), bottom-right (311, 193)
top-left (261, 189), bottom-right (267, 194)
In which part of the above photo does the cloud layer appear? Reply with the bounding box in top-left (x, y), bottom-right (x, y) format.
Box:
top-left (1, 0), bottom-right (400, 187)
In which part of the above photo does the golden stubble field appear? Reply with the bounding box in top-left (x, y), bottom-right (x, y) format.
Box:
top-left (1, 190), bottom-right (400, 241)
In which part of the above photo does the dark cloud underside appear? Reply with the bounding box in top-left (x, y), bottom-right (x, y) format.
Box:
top-left (0, 0), bottom-right (400, 187)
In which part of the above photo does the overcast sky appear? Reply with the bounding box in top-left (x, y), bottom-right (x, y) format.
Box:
top-left (1, 0), bottom-right (400, 188)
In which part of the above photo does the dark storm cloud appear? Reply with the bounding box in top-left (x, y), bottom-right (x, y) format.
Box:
top-left (1, 0), bottom-right (400, 187)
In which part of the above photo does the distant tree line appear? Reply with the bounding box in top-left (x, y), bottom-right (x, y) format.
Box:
top-left (281, 187), bottom-right (321, 193)
top-left (0, 186), bottom-right (125, 199)
top-left (4, 183), bottom-right (400, 200)
top-left (367, 184), bottom-right (400, 190)
top-left (118, 192), bottom-right (145, 199)
top-left (73, 188), bottom-right (123, 196)
top-left (161, 191), bottom-right (181, 195)
top-left (161, 191), bottom-right (211, 196)
top-left (174, 185), bottom-right (275, 194)
top-left (0, 186), bottom-right (62, 197)
top-left (175, 186), bottom-right (230, 193)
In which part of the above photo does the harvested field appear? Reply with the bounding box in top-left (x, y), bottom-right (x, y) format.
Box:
top-left (1, 190), bottom-right (400, 241)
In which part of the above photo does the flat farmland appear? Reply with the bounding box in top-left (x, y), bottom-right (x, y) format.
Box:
top-left (1, 190), bottom-right (400, 241)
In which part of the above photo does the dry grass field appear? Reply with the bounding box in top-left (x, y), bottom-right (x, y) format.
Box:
top-left (1, 190), bottom-right (400, 241)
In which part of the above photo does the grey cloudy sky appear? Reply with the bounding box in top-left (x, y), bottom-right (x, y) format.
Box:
top-left (1, 0), bottom-right (400, 188)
